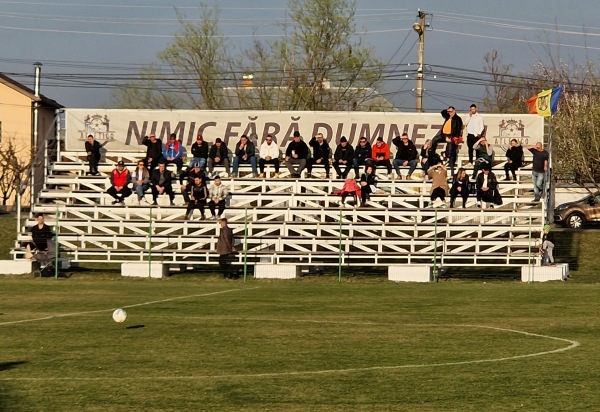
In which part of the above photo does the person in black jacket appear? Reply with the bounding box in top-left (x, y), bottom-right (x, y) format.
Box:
top-left (392, 133), bottom-right (418, 180)
top-left (85, 134), bottom-right (102, 176)
top-left (179, 163), bottom-right (207, 204)
top-left (504, 138), bottom-right (523, 181)
top-left (29, 214), bottom-right (54, 251)
top-left (150, 162), bottom-right (175, 205)
top-left (185, 176), bottom-right (208, 220)
top-left (142, 133), bottom-right (163, 171)
top-left (285, 131), bottom-right (310, 178)
top-left (188, 134), bottom-right (209, 170)
top-left (353, 136), bottom-right (372, 176)
top-left (232, 134), bottom-right (257, 177)
top-left (307, 133), bottom-right (331, 178)
top-left (359, 164), bottom-right (377, 207)
top-left (475, 165), bottom-right (502, 208)
top-left (207, 138), bottom-right (231, 177)
top-left (449, 168), bottom-right (470, 208)
top-left (332, 136), bottom-right (355, 179)
top-left (430, 106), bottom-right (463, 157)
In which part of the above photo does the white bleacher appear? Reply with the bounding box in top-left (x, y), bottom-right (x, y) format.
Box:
top-left (12, 150), bottom-right (546, 274)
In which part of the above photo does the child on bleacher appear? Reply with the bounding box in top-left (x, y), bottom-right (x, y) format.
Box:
top-left (334, 170), bottom-right (361, 207)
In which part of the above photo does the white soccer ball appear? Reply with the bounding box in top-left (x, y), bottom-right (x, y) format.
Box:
top-left (112, 308), bottom-right (127, 323)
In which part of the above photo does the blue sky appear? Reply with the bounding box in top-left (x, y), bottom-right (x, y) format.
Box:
top-left (0, 0), bottom-right (597, 111)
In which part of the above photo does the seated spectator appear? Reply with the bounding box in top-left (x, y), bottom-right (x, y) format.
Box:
top-left (151, 161), bottom-right (175, 206)
top-left (208, 175), bottom-right (230, 219)
top-left (185, 176), bottom-right (208, 220)
top-left (359, 164), bottom-right (378, 207)
top-left (449, 167), bottom-right (470, 208)
top-left (332, 136), bottom-right (354, 179)
top-left (420, 139), bottom-right (432, 177)
top-left (337, 169), bottom-right (361, 207)
top-left (107, 160), bottom-right (132, 206)
top-left (307, 132), bottom-right (331, 178)
top-left (353, 136), bottom-right (372, 176)
top-left (427, 160), bottom-right (449, 208)
top-left (285, 131), bottom-right (310, 178)
top-left (85, 134), bottom-right (101, 176)
top-left (371, 137), bottom-right (392, 178)
top-left (207, 138), bottom-right (231, 177)
top-left (29, 214), bottom-right (54, 252)
top-left (163, 133), bottom-right (184, 175)
top-left (142, 133), bottom-right (163, 171)
top-left (232, 134), bottom-right (258, 178)
top-left (475, 165), bottom-right (502, 208)
top-left (504, 138), bottom-right (523, 181)
top-left (132, 160), bottom-right (151, 205)
top-left (472, 136), bottom-right (494, 179)
top-left (258, 134), bottom-right (280, 178)
top-left (392, 133), bottom-right (418, 180)
top-left (180, 163), bottom-right (206, 204)
top-left (188, 133), bottom-right (209, 170)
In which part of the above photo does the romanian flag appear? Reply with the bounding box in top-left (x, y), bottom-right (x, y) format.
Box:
top-left (526, 86), bottom-right (563, 117)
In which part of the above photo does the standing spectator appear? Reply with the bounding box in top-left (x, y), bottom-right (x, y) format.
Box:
top-left (207, 138), bottom-right (231, 177)
top-left (85, 134), bottom-right (101, 176)
top-left (353, 136), bottom-right (372, 176)
top-left (504, 138), bottom-right (524, 181)
top-left (29, 214), bottom-right (54, 252)
top-left (185, 176), bottom-right (208, 220)
top-left (359, 164), bottom-right (378, 207)
top-left (430, 106), bottom-right (463, 157)
top-left (179, 163), bottom-right (205, 204)
top-left (217, 218), bottom-right (237, 279)
top-left (392, 133), bottom-right (418, 180)
top-left (463, 104), bottom-right (485, 165)
top-left (163, 133), bottom-right (184, 175)
top-left (449, 167), bottom-right (470, 208)
top-left (107, 161), bottom-right (132, 205)
top-left (188, 133), bottom-right (209, 170)
top-left (151, 162), bottom-right (175, 206)
top-left (258, 134), bottom-right (281, 178)
top-left (142, 133), bottom-right (163, 171)
top-left (285, 131), bottom-right (310, 178)
top-left (475, 165), bottom-right (502, 208)
top-left (427, 161), bottom-right (449, 208)
top-left (540, 224), bottom-right (555, 266)
top-left (132, 159), bottom-right (151, 205)
top-left (527, 142), bottom-right (549, 202)
top-left (307, 132), bottom-right (331, 178)
top-left (332, 136), bottom-right (355, 179)
top-left (371, 137), bottom-right (392, 178)
top-left (208, 175), bottom-right (230, 219)
top-left (232, 134), bottom-right (258, 178)
top-left (471, 136), bottom-right (494, 179)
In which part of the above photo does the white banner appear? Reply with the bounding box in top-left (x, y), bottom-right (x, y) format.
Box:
top-left (65, 109), bottom-right (544, 154)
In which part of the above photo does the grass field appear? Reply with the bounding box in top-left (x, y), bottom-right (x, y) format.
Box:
top-left (1, 275), bottom-right (600, 411)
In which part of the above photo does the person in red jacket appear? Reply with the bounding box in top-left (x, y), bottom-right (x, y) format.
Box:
top-left (371, 137), bottom-right (392, 178)
top-left (106, 161), bottom-right (132, 205)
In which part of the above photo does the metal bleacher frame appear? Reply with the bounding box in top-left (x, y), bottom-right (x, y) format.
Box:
top-left (12, 149), bottom-right (545, 270)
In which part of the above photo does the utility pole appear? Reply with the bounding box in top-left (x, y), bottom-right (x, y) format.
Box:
top-left (413, 10), bottom-right (427, 113)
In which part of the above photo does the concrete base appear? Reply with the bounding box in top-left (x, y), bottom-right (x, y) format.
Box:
top-left (388, 265), bottom-right (432, 282)
top-left (0, 260), bottom-right (32, 275)
top-left (254, 264), bottom-right (298, 279)
top-left (121, 262), bottom-right (168, 278)
top-left (521, 264), bottom-right (569, 282)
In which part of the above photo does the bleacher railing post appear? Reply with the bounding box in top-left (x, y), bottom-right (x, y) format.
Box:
top-left (243, 207), bottom-right (248, 282)
top-left (54, 206), bottom-right (59, 279)
top-left (148, 208), bottom-right (153, 278)
top-left (338, 208), bottom-right (342, 283)
top-left (433, 209), bottom-right (438, 282)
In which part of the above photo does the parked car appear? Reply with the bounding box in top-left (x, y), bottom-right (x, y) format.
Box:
top-left (554, 192), bottom-right (600, 228)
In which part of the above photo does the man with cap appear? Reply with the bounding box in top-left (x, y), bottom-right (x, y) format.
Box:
top-left (307, 132), bottom-right (331, 178)
top-left (142, 133), bottom-right (163, 171)
top-left (332, 136), bottom-right (355, 179)
top-left (208, 175), bottom-right (230, 219)
top-left (188, 133), bottom-right (209, 170)
top-left (106, 160), bottom-right (132, 205)
top-left (392, 133), bottom-right (419, 180)
top-left (371, 136), bottom-right (393, 178)
top-left (207, 138), bottom-right (231, 177)
top-left (163, 133), bottom-right (184, 175)
top-left (284, 131), bottom-right (310, 178)
top-left (179, 162), bottom-right (207, 204)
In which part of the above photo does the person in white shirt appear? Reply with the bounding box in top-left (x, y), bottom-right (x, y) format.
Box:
top-left (258, 134), bottom-right (281, 178)
top-left (463, 104), bottom-right (485, 166)
top-left (208, 176), bottom-right (230, 219)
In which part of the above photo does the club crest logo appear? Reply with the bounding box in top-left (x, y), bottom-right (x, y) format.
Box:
top-left (491, 119), bottom-right (531, 151)
top-left (78, 114), bottom-right (115, 142)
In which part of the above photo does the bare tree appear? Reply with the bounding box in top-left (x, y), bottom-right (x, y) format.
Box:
top-left (0, 137), bottom-right (33, 209)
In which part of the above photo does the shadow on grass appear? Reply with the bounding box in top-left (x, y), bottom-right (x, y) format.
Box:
top-left (0, 360), bottom-right (27, 372)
